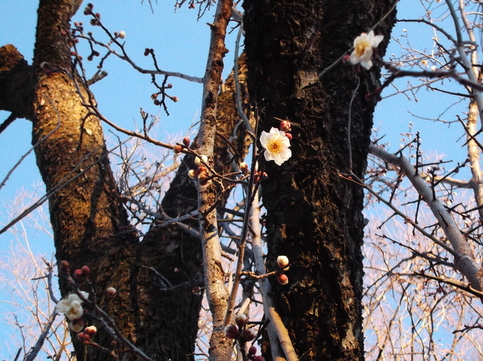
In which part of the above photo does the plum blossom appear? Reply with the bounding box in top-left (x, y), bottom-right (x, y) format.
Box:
top-left (350, 30), bottom-right (384, 70)
top-left (260, 127), bottom-right (292, 166)
top-left (56, 291), bottom-right (89, 320)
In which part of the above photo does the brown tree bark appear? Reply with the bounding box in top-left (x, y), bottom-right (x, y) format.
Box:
top-left (1, 0), bottom-right (250, 360)
top-left (243, 1), bottom-right (396, 360)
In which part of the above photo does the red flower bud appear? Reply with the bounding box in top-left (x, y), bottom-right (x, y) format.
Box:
top-left (224, 324), bottom-right (239, 339)
top-left (60, 260), bottom-right (70, 272)
top-left (73, 269), bottom-right (83, 280)
top-left (81, 265), bottom-right (90, 276)
top-left (173, 145), bottom-right (183, 154)
top-left (235, 313), bottom-right (248, 328)
top-left (198, 171), bottom-right (209, 186)
top-left (277, 273), bottom-right (289, 285)
top-left (279, 120), bottom-right (291, 132)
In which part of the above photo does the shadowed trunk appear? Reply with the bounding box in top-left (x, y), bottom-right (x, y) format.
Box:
top-left (243, 1), bottom-right (396, 359)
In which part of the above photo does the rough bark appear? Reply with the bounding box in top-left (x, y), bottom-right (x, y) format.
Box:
top-left (243, 1), bottom-right (396, 360)
top-left (2, 1), bottom-right (253, 360)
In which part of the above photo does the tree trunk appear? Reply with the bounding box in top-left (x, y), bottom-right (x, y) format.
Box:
top-left (243, 1), bottom-right (396, 360)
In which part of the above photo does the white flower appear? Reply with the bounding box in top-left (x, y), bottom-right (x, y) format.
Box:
top-left (260, 128), bottom-right (292, 166)
top-left (118, 31), bottom-right (126, 39)
top-left (350, 30), bottom-right (384, 70)
top-left (56, 292), bottom-right (89, 320)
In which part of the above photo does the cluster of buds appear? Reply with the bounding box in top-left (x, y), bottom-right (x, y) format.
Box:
top-left (78, 325), bottom-right (97, 344)
top-left (188, 153), bottom-right (211, 186)
top-left (74, 265), bottom-right (91, 280)
top-left (254, 170), bottom-right (268, 183)
top-left (279, 120), bottom-right (292, 140)
top-left (225, 314), bottom-right (265, 359)
top-left (152, 86), bottom-right (178, 105)
top-left (84, 4), bottom-right (102, 26)
top-left (173, 137), bottom-right (191, 155)
top-left (57, 261), bottom-right (92, 332)
top-left (224, 314), bottom-right (257, 342)
top-left (276, 255), bottom-right (290, 285)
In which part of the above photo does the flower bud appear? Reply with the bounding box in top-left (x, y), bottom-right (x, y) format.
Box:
top-left (73, 269), bottom-right (83, 280)
top-left (248, 346), bottom-right (257, 355)
top-left (60, 260), bottom-right (70, 272)
top-left (239, 162), bottom-right (249, 173)
top-left (224, 324), bottom-right (239, 339)
top-left (279, 120), bottom-right (291, 132)
top-left (188, 169), bottom-right (199, 179)
top-left (235, 313), bottom-right (248, 328)
top-left (241, 328), bottom-right (256, 342)
top-left (198, 171), bottom-right (209, 186)
top-left (173, 145), bottom-right (183, 154)
top-left (195, 155), bottom-right (208, 167)
top-left (118, 31), bottom-right (126, 39)
top-left (85, 325), bottom-right (97, 336)
top-left (81, 265), bottom-right (90, 276)
top-left (183, 137), bottom-right (191, 147)
top-left (342, 54), bottom-right (352, 65)
top-left (277, 273), bottom-right (289, 285)
top-left (105, 287), bottom-right (117, 298)
top-left (276, 255), bottom-right (289, 269)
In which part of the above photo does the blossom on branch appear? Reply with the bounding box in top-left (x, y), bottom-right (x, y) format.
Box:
top-left (350, 30), bottom-right (384, 70)
top-left (260, 127), bottom-right (292, 166)
top-left (56, 291), bottom-right (89, 320)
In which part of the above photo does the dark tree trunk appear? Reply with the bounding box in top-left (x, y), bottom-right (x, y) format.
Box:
top-left (243, 1), bottom-right (395, 360)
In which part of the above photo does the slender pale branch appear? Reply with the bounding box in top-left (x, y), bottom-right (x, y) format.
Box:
top-left (368, 143), bottom-right (483, 290)
top-left (195, 0), bottom-right (233, 359)
top-left (250, 190), bottom-right (298, 361)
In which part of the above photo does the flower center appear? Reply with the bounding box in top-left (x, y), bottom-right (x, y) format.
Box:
top-left (355, 40), bottom-right (370, 57)
top-left (268, 139), bottom-right (282, 153)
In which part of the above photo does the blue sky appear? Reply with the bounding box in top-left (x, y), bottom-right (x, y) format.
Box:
top-left (0, 0), bottom-right (473, 358)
